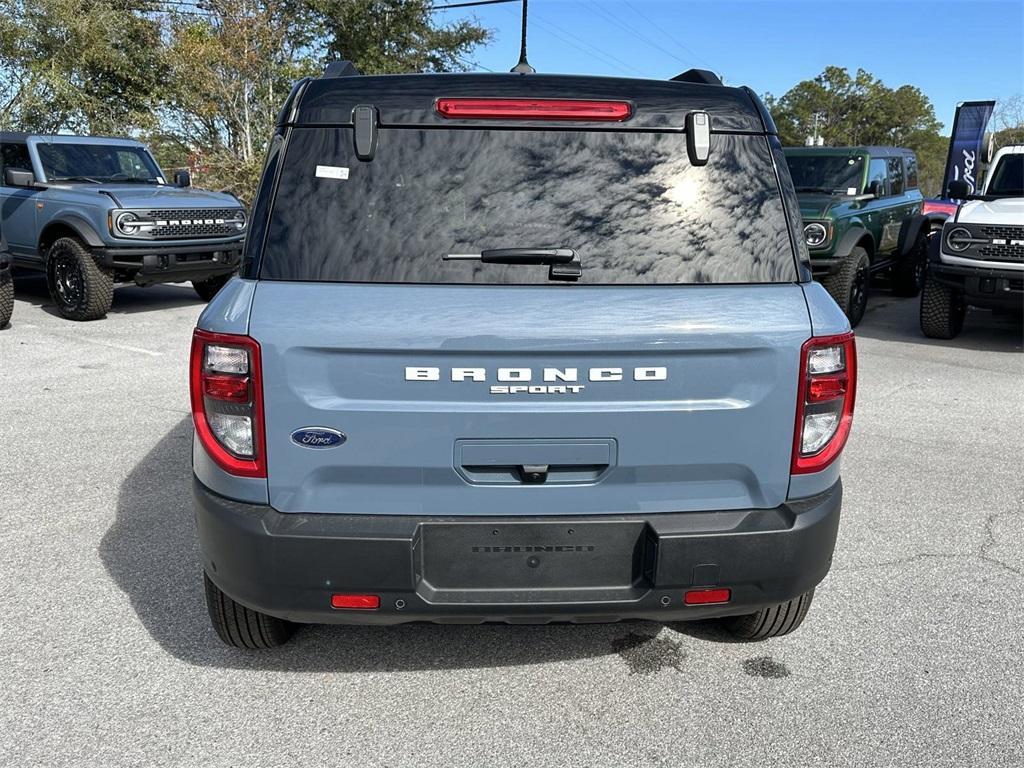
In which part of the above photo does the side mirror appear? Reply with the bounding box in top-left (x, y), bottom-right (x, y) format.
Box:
top-left (4, 168), bottom-right (35, 188)
top-left (173, 169), bottom-right (192, 188)
top-left (947, 179), bottom-right (970, 199)
top-left (866, 180), bottom-right (883, 198)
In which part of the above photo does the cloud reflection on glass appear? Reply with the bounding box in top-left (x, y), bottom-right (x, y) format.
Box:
top-left (262, 128), bottom-right (797, 285)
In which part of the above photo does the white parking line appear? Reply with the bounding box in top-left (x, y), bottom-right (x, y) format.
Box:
top-left (63, 335), bottom-right (163, 357)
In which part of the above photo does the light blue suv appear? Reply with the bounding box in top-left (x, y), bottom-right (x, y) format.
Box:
top-left (0, 133), bottom-right (246, 320)
top-left (191, 65), bottom-right (857, 648)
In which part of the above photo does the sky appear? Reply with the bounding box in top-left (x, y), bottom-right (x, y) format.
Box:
top-left (434, 0), bottom-right (1024, 132)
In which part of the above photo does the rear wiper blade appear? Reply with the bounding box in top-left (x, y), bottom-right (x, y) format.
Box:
top-left (444, 247), bottom-right (582, 281)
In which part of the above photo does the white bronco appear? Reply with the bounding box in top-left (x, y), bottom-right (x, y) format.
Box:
top-left (921, 145), bottom-right (1023, 338)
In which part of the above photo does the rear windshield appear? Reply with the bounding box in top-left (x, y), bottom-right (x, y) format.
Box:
top-left (260, 128), bottom-right (797, 284)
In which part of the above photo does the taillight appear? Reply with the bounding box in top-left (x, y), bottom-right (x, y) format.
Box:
top-left (435, 98), bottom-right (632, 122)
top-left (792, 333), bottom-right (856, 475)
top-left (190, 329), bottom-right (266, 478)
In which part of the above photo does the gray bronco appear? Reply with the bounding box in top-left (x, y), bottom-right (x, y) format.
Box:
top-left (0, 134), bottom-right (246, 320)
top-left (191, 65), bottom-right (857, 648)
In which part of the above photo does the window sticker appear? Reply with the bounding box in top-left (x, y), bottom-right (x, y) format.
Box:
top-left (316, 165), bottom-right (350, 180)
top-left (846, 187), bottom-right (858, 196)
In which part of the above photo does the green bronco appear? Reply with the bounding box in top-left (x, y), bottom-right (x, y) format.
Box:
top-left (784, 146), bottom-right (942, 326)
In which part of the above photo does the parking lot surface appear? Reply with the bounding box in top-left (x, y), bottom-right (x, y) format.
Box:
top-left (1, 274), bottom-right (1021, 767)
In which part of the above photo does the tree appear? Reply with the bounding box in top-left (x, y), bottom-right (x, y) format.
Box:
top-left (0, 0), bottom-right (490, 201)
top-left (157, 0), bottom-right (491, 200)
top-left (765, 67), bottom-right (948, 196)
top-left (991, 94), bottom-right (1024, 149)
top-left (0, 0), bottom-right (166, 134)
top-left (311, 0), bottom-right (490, 74)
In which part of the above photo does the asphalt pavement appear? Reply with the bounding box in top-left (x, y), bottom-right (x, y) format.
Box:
top-left (1, 273), bottom-right (1021, 767)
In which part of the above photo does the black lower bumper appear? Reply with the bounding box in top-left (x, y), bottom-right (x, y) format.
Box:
top-left (929, 261), bottom-right (1023, 309)
top-left (195, 479), bottom-right (842, 625)
top-left (94, 241), bottom-right (243, 285)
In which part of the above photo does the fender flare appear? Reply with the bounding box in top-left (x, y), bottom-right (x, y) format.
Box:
top-left (898, 213), bottom-right (947, 258)
top-left (833, 225), bottom-right (871, 261)
top-left (38, 214), bottom-right (106, 255)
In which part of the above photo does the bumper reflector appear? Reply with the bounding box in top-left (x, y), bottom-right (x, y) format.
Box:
top-left (330, 594), bottom-right (381, 610)
top-left (684, 588), bottom-right (731, 606)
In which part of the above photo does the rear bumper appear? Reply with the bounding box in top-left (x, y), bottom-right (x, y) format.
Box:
top-left (94, 240), bottom-right (243, 285)
top-left (194, 478), bottom-right (842, 625)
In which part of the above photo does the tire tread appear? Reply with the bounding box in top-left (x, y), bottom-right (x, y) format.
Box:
top-left (203, 571), bottom-right (294, 649)
top-left (0, 269), bottom-right (12, 328)
top-left (723, 589), bottom-right (815, 641)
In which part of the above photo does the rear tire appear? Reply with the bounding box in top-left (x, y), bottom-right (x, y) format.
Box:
top-left (0, 269), bottom-right (12, 328)
top-left (821, 247), bottom-right (870, 327)
top-left (920, 271), bottom-right (966, 339)
top-left (891, 230), bottom-right (928, 297)
top-left (193, 273), bottom-right (233, 302)
top-left (722, 589), bottom-right (815, 640)
top-left (203, 571), bottom-right (295, 649)
top-left (46, 237), bottom-right (114, 321)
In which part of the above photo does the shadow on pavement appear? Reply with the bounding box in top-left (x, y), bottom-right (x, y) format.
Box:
top-left (855, 290), bottom-right (1022, 354)
top-left (13, 270), bottom-right (206, 316)
top-left (101, 419), bottom-right (684, 671)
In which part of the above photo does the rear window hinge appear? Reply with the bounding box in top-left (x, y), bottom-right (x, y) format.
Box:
top-left (353, 105), bottom-right (379, 161)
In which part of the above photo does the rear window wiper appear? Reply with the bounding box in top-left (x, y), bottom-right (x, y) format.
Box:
top-left (444, 248), bottom-right (582, 282)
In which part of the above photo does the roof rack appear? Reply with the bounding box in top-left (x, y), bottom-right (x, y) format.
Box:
top-left (322, 61), bottom-right (361, 78)
top-left (671, 69), bottom-right (722, 86)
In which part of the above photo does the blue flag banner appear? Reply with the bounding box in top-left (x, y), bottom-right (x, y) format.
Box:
top-left (942, 100), bottom-right (995, 198)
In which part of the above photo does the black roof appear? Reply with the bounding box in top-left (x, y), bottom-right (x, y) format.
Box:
top-left (289, 72), bottom-right (771, 134)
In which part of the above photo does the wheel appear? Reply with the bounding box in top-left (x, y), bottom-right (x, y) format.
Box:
top-left (193, 273), bottom-right (233, 302)
top-left (722, 589), bottom-right (815, 640)
top-left (891, 230), bottom-right (928, 297)
top-left (203, 571), bottom-right (294, 649)
top-left (46, 237), bottom-right (114, 321)
top-left (0, 269), bottom-right (13, 328)
top-left (821, 247), bottom-right (870, 327)
top-left (920, 271), bottom-right (966, 339)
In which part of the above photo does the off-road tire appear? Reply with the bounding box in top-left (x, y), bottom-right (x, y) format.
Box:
top-left (193, 273), bottom-right (233, 302)
top-left (203, 571), bottom-right (294, 649)
top-left (821, 247), bottom-right (870, 327)
top-left (46, 237), bottom-right (114, 321)
top-left (722, 589), bottom-right (815, 640)
top-left (920, 271), bottom-right (966, 339)
top-left (0, 269), bottom-right (13, 328)
top-left (891, 230), bottom-right (928, 297)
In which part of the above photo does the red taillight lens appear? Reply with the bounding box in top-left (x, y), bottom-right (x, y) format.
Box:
top-left (203, 374), bottom-right (251, 402)
top-left (435, 98), bottom-right (632, 122)
top-left (684, 588), bottom-right (731, 605)
top-left (190, 329), bottom-right (266, 478)
top-left (331, 594), bottom-right (381, 610)
top-left (792, 332), bottom-right (857, 475)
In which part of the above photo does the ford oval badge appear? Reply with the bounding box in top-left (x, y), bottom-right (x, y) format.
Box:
top-left (291, 427), bottom-right (346, 449)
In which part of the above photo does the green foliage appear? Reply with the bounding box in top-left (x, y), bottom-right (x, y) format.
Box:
top-left (0, 0), bottom-right (491, 202)
top-left (0, 0), bottom-right (166, 134)
top-left (311, 0), bottom-right (490, 74)
top-left (765, 66), bottom-right (949, 196)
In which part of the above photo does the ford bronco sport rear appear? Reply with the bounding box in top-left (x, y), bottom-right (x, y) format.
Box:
top-left (191, 65), bottom-right (856, 649)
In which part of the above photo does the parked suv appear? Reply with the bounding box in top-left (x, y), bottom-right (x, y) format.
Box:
top-left (784, 146), bottom-right (942, 326)
top-left (921, 145), bottom-right (1023, 338)
top-left (191, 65), bottom-right (856, 649)
top-left (0, 134), bottom-right (246, 320)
